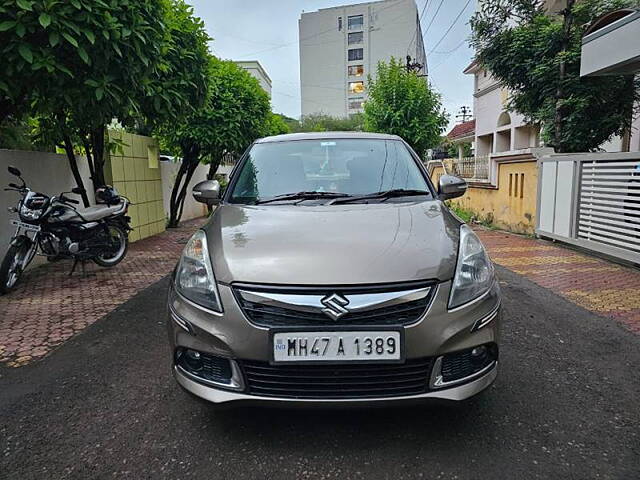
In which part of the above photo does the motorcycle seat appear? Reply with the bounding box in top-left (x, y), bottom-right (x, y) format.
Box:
top-left (75, 202), bottom-right (127, 222)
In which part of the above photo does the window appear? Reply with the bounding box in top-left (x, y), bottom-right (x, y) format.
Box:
top-left (348, 81), bottom-right (365, 94)
top-left (348, 15), bottom-right (363, 30)
top-left (348, 32), bottom-right (363, 44)
top-left (348, 48), bottom-right (363, 61)
top-left (228, 139), bottom-right (430, 203)
top-left (348, 65), bottom-right (364, 77)
top-left (349, 96), bottom-right (364, 110)
top-left (338, 16), bottom-right (342, 31)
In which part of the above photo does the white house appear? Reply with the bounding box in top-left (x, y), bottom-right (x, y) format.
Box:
top-left (580, 8), bottom-right (640, 151)
top-left (464, 61), bottom-right (540, 158)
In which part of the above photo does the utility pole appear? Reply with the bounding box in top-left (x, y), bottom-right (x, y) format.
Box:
top-left (405, 55), bottom-right (425, 75)
top-left (456, 106), bottom-right (472, 123)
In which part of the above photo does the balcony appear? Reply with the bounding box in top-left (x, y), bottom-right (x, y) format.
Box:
top-left (451, 155), bottom-right (490, 183)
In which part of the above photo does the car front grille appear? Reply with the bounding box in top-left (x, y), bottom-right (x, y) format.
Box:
top-left (233, 282), bottom-right (435, 327)
top-left (241, 358), bottom-right (433, 399)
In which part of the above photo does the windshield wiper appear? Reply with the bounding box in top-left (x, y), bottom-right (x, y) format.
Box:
top-left (329, 189), bottom-right (430, 205)
top-left (255, 191), bottom-right (351, 205)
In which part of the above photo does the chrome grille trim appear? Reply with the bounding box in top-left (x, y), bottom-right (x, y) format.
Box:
top-left (237, 287), bottom-right (431, 315)
top-left (233, 282), bottom-right (436, 327)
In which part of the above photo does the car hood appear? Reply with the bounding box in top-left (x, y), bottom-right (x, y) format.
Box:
top-left (204, 201), bottom-right (461, 286)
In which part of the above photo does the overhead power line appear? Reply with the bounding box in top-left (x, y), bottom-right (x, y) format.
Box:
top-left (427, 0), bottom-right (472, 55)
top-left (236, 0), bottom-right (409, 59)
top-left (423, 0), bottom-right (445, 37)
top-left (406, 0), bottom-right (430, 54)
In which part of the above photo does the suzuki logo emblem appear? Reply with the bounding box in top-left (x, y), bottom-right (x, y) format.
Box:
top-left (320, 293), bottom-right (350, 320)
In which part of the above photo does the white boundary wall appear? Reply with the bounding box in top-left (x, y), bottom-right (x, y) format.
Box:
top-left (159, 160), bottom-right (235, 222)
top-left (0, 149), bottom-right (95, 257)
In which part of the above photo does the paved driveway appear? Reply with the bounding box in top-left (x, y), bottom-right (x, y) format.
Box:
top-left (1, 266), bottom-right (638, 480)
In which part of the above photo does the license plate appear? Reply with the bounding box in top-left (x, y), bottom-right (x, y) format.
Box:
top-left (10, 220), bottom-right (40, 232)
top-left (272, 331), bottom-right (402, 363)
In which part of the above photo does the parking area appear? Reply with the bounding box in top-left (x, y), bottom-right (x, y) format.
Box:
top-left (1, 221), bottom-right (639, 478)
top-left (2, 221), bottom-right (638, 370)
top-left (1, 266), bottom-right (638, 479)
top-left (0, 218), bottom-right (205, 366)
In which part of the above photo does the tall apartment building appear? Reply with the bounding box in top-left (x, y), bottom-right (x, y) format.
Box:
top-left (299, 0), bottom-right (426, 118)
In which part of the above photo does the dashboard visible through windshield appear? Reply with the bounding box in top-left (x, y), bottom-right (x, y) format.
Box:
top-left (228, 139), bottom-right (432, 204)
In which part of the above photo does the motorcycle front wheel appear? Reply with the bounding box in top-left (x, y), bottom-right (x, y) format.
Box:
top-left (93, 225), bottom-right (129, 267)
top-left (0, 239), bottom-right (35, 294)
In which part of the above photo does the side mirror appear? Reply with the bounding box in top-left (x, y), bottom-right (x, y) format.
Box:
top-left (192, 180), bottom-right (221, 206)
top-left (438, 175), bottom-right (467, 200)
top-left (8, 166), bottom-right (21, 177)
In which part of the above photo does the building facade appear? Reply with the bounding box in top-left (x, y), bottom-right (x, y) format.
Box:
top-left (580, 8), bottom-right (640, 151)
top-left (464, 61), bottom-right (540, 158)
top-left (235, 60), bottom-right (272, 98)
top-left (299, 0), bottom-right (426, 118)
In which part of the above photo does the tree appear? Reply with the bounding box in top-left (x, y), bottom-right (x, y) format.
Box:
top-left (364, 57), bottom-right (448, 157)
top-left (136, 0), bottom-right (210, 136)
top-left (291, 113), bottom-right (364, 133)
top-left (0, 0), bottom-right (169, 205)
top-left (261, 112), bottom-right (291, 137)
top-left (137, 0), bottom-right (210, 229)
top-left (470, 0), bottom-right (640, 152)
top-left (162, 58), bottom-right (272, 227)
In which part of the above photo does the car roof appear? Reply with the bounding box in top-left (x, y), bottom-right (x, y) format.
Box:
top-left (255, 131), bottom-right (404, 144)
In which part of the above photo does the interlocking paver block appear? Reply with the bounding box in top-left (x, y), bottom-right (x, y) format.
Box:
top-left (477, 228), bottom-right (640, 335)
top-left (0, 217), bottom-right (205, 366)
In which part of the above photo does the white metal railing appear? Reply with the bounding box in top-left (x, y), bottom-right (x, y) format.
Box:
top-left (577, 157), bottom-right (640, 255)
top-left (537, 152), bottom-right (640, 265)
top-left (451, 155), bottom-right (490, 182)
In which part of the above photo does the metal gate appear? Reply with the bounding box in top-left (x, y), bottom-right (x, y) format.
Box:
top-left (537, 152), bottom-right (640, 265)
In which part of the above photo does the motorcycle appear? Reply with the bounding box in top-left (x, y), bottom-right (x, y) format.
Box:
top-left (1, 165), bottom-right (132, 294)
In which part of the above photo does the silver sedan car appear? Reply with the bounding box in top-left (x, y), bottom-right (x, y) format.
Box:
top-left (167, 132), bottom-right (500, 406)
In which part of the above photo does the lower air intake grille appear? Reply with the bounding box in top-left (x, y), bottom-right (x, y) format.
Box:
top-left (440, 344), bottom-right (497, 383)
top-left (241, 358), bottom-right (433, 399)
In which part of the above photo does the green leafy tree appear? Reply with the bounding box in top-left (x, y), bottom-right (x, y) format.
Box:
top-left (471, 0), bottom-right (640, 152)
top-left (162, 58), bottom-right (271, 227)
top-left (364, 57), bottom-right (448, 157)
top-left (292, 113), bottom-right (364, 133)
top-left (261, 112), bottom-right (291, 137)
top-left (136, 0), bottom-right (210, 136)
top-left (0, 0), bottom-right (168, 205)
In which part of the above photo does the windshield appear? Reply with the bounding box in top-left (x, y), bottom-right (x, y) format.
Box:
top-left (228, 139), bottom-right (431, 204)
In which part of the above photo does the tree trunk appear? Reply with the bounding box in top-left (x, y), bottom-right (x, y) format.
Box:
top-left (553, 0), bottom-right (575, 153)
top-left (206, 152), bottom-right (224, 181)
top-left (62, 135), bottom-right (90, 207)
top-left (167, 145), bottom-right (201, 228)
top-left (82, 136), bottom-right (95, 183)
top-left (90, 126), bottom-right (107, 188)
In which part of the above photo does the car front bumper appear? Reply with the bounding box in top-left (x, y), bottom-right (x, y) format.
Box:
top-left (167, 279), bottom-right (501, 405)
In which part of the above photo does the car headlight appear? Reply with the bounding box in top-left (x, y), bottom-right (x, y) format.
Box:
top-left (174, 230), bottom-right (222, 312)
top-left (449, 224), bottom-right (494, 309)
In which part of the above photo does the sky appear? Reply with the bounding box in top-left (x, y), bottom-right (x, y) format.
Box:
top-left (189, 0), bottom-right (476, 131)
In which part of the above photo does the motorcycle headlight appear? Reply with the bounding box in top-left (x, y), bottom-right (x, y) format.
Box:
top-left (19, 204), bottom-right (43, 221)
top-left (449, 224), bottom-right (495, 309)
top-left (174, 230), bottom-right (222, 313)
